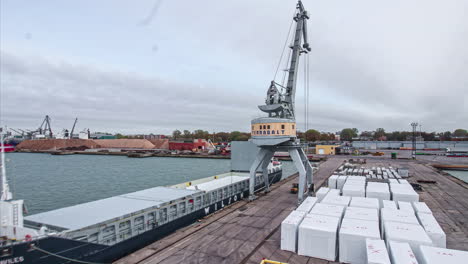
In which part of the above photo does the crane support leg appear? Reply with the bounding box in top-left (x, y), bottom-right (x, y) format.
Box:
top-left (298, 148), bottom-right (314, 194)
top-left (289, 148), bottom-right (307, 204)
top-left (261, 149), bottom-right (275, 194)
top-left (249, 148), bottom-right (268, 201)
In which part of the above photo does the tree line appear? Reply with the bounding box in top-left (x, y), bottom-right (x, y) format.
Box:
top-left (338, 128), bottom-right (468, 141)
top-left (172, 130), bottom-right (250, 142)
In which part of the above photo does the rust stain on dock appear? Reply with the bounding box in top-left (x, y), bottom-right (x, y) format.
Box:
top-left (115, 157), bottom-right (468, 264)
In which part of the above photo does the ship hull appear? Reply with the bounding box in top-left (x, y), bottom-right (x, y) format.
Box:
top-left (0, 170), bottom-right (282, 264)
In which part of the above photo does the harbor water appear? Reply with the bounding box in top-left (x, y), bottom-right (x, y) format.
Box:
top-left (5, 153), bottom-right (298, 215)
top-left (443, 170), bottom-right (468, 183)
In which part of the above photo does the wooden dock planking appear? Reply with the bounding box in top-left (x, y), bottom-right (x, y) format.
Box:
top-left (116, 157), bottom-right (468, 263)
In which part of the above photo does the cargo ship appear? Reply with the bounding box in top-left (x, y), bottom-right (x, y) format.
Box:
top-left (0, 132), bottom-right (282, 264)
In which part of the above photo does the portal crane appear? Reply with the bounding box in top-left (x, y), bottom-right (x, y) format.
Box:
top-left (249, 1), bottom-right (314, 204)
top-left (37, 115), bottom-right (53, 138)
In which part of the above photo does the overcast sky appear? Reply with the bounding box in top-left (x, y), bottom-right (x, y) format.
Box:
top-left (1, 0), bottom-right (467, 134)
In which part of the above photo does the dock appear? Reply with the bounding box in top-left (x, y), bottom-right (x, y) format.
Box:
top-left (115, 157), bottom-right (468, 263)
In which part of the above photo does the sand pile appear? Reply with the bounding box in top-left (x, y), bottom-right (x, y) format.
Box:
top-left (94, 139), bottom-right (156, 149)
top-left (16, 139), bottom-right (99, 151)
top-left (147, 139), bottom-right (169, 149)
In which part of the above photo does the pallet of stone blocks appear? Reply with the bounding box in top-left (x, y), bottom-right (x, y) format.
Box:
top-left (278, 169), bottom-right (467, 263)
top-left (334, 164), bottom-right (406, 179)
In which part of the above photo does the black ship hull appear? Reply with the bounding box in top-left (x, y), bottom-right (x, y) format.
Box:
top-left (0, 171), bottom-right (282, 264)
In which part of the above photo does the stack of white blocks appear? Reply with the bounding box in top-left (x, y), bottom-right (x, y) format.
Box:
top-left (280, 171), bottom-right (462, 263)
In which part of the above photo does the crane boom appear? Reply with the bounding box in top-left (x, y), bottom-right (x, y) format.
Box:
top-left (70, 118), bottom-right (78, 139)
top-left (258, 0), bottom-right (311, 119)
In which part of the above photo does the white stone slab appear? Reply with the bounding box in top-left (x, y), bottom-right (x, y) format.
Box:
top-left (310, 203), bottom-right (345, 219)
top-left (384, 222), bottom-right (433, 262)
top-left (382, 200), bottom-right (398, 210)
top-left (327, 188), bottom-right (341, 196)
top-left (381, 208), bottom-right (420, 238)
top-left (339, 218), bottom-right (381, 264)
top-left (389, 179), bottom-right (399, 184)
top-left (388, 241), bottom-right (419, 264)
top-left (412, 202), bottom-right (432, 215)
top-left (350, 197), bottom-right (380, 209)
top-left (391, 185), bottom-right (419, 203)
top-left (417, 212), bottom-right (446, 248)
top-left (342, 184), bottom-right (366, 197)
top-left (419, 245), bottom-right (468, 264)
top-left (344, 206), bottom-right (378, 222)
top-left (337, 176), bottom-right (348, 190)
top-left (398, 201), bottom-right (415, 213)
top-left (296, 197), bottom-right (318, 213)
top-left (347, 176), bottom-right (367, 182)
top-left (366, 239), bottom-right (391, 264)
top-left (328, 175), bottom-right (339, 189)
top-left (322, 194), bottom-right (351, 208)
top-left (398, 179), bottom-right (410, 184)
top-left (280, 210), bottom-right (307, 252)
top-left (367, 183), bottom-right (390, 207)
top-left (297, 214), bottom-right (340, 261)
top-left (315, 187), bottom-right (329, 202)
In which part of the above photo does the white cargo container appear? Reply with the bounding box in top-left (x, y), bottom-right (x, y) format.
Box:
top-left (388, 241), bottom-right (419, 264)
top-left (342, 184), bottom-right (366, 197)
top-left (339, 218), bottom-right (381, 264)
top-left (350, 197), bottom-right (380, 209)
top-left (296, 197), bottom-right (318, 213)
top-left (310, 203), bottom-right (345, 219)
top-left (328, 175), bottom-right (339, 189)
top-left (315, 187), bottom-right (330, 202)
top-left (337, 176), bottom-right (348, 190)
top-left (366, 239), bottom-right (391, 264)
top-left (419, 245), bottom-right (468, 264)
top-left (398, 201), bottom-right (415, 213)
top-left (382, 200), bottom-right (398, 210)
top-left (412, 202), bottom-right (432, 215)
top-left (322, 194), bottom-right (351, 208)
top-left (384, 222), bottom-right (433, 262)
top-left (297, 214), bottom-right (340, 261)
top-left (344, 207), bottom-right (378, 222)
top-left (417, 212), bottom-right (446, 248)
top-left (280, 210), bottom-right (307, 252)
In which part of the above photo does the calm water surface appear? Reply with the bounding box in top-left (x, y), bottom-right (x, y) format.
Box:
top-left (5, 153), bottom-right (297, 214)
top-left (442, 170), bottom-right (468, 183)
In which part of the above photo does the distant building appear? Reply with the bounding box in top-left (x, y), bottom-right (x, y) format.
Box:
top-left (315, 145), bottom-right (340, 155)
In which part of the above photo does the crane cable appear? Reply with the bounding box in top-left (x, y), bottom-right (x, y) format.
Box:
top-left (273, 8), bottom-right (297, 82)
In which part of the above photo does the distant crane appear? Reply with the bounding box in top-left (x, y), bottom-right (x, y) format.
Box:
top-left (69, 118), bottom-right (78, 139)
top-left (37, 115), bottom-right (53, 138)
